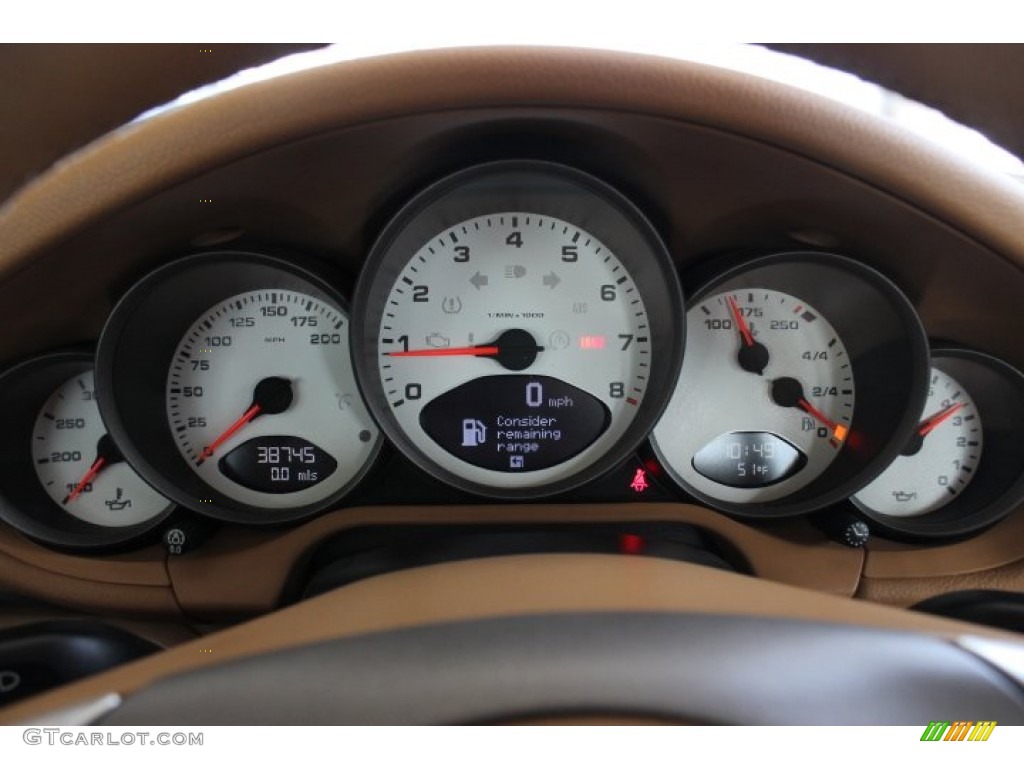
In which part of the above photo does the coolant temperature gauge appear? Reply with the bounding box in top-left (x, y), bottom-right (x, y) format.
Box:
top-left (32, 371), bottom-right (173, 527)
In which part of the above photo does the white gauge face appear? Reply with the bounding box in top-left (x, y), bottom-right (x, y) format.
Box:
top-left (854, 368), bottom-right (982, 516)
top-left (167, 289), bottom-right (379, 509)
top-left (33, 372), bottom-right (171, 527)
top-left (653, 289), bottom-right (855, 504)
top-left (373, 213), bottom-right (652, 489)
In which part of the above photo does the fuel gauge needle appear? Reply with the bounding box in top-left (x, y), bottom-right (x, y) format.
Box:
top-left (196, 376), bottom-right (293, 466)
top-left (771, 376), bottom-right (849, 441)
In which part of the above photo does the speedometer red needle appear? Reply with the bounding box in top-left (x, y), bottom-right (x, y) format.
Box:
top-left (64, 457), bottom-right (106, 504)
top-left (918, 402), bottom-right (964, 437)
top-left (727, 296), bottom-right (755, 347)
top-left (386, 346), bottom-right (499, 357)
top-left (197, 404), bottom-right (261, 465)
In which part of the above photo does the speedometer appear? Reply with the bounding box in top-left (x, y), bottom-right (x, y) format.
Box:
top-left (96, 251), bottom-right (382, 525)
top-left (167, 289), bottom-right (374, 510)
top-left (352, 162), bottom-right (684, 497)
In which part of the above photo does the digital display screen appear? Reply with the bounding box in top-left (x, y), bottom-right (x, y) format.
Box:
top-left (691, 431), bottom-right (806, 488)
top-left (219, 435), bottom-right (337, 493)
top-left (419, 375), bottom-right (610, 472)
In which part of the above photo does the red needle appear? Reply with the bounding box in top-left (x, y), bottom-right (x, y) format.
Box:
top-left (918, 402), bottom-right (964, 437)
top-left (798, 398), bottom-right (841, 433)
top-left (386, 346), bottom-right (499, 358)
top-left (65, 457), bottom-right (107, 504)
top-left (197, 404), bottom-right (261, 465)
top-left (727, 296), bottom-right (755, 347)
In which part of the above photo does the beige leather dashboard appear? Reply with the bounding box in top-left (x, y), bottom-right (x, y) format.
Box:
top-left (0, 47), bottom-right (1022, 625)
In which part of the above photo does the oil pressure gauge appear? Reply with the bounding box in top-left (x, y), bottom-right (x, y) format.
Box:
top-left (853, 348), bottom-right (1024, 539)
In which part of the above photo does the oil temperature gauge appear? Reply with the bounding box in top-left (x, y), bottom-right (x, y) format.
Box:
top-left (33, 371), bottom-right (172, 527)
top-left (0, 351), bottom-right (175, 550)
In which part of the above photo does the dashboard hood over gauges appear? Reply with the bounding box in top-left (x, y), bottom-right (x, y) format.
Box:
top-left (2, 44), bottom-right (1024, 206)
top-left (1, 42), bottom-right (1024, 726)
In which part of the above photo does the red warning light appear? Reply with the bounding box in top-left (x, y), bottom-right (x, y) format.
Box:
top-left (578, 335), bottom-right (606, 350)
top-left (619, 533), bottom-right (644, 555)
top-left (629, 467), bottom-right (650, 494)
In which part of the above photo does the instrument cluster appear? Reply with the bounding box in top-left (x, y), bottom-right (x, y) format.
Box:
top-left (0, 160), bottom-right (1021, 551)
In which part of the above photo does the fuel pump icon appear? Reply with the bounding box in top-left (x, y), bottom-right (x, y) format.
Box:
top-left (461, 419), bottom-right (487, 447)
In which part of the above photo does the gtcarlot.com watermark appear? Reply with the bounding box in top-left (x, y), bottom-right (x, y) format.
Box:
top-left (23, 729), bottom-right (203, 747)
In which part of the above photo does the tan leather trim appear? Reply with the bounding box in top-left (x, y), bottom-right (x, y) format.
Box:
top-left (2, 553), bottom-right (1017, 724)
top-left (0, 525), bottom-right (168, 586)
top-left (165, 503), bottom-right (863, 617)
top-left (859, 557), bottom-right (1024, 608)
top-left (769, 44), bottom-right (1024, 163)
top-left (2, 47), bottom-right (1022, 283)
top-left (0, 44), bottom-right (322, 204)
top-left (0, 550), bottom-right (180, 617)
top-left (0, 525), bottom-right (178, 617)
top-left (864, 504), bottom-right (1024, 579)
top-left (0, 609), bottom-right (198, 650)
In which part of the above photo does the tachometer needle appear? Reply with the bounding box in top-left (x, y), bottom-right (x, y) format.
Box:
top-left (917, 402), bottom-right (964, 437)
top-left (196, 376), bottom-right (293, 466)
top-left (727, 296), bottom-right (770, 375)
top-left (385, 328), bottom-right (544, 372)
top-left (386, 346), bottom-right (499, 358)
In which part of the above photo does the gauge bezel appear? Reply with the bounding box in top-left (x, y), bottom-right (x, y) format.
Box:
top-left (95, 250), bottom-right (383, 525)
top-left (852, 347), bottom-right (1024, 539)
top-left (351, 160), bottom-right (685, 498)
top-left (0, 350), bottom-right (176, 550)
top-left (650, 251), bottom-right (930, 518)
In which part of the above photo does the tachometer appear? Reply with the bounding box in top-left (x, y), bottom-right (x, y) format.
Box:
top-left (96, 251), bottom-right (382, 524)
top-left (352, 161), bottom-right (684, 497)
top-left (650, 252), bottom-right (929, 517)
